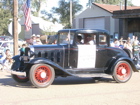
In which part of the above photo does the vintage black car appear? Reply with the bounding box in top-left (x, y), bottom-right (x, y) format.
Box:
top-left (9, 29), bottom-right (139, 88)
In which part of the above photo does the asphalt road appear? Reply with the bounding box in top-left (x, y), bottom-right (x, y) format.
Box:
top-left (0, 71), bottom-right (140, 105)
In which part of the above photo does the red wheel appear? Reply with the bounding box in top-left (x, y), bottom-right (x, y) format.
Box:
top-left (112, 61), bottom-right (132, 83)
top-left (30, 64), bottom-right (55, 88)
top-left (12, 74), bottom-right (29, 83)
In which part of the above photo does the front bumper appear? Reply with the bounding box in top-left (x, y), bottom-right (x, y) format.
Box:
top-left (5, 69), bottom-right (26, 77)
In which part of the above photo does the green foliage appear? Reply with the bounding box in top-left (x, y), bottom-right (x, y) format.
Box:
top-left (50, 0), bottom-right (83, 28)
top-left (87, 0), bottom-right (133, 6)
top-left (0, 0), bottom-right (25, 35)
top-left (41, 30), bottom-right (57, 36)
top-left (0, 6), bottom-right (12, 35)
top-left (31, 0), bottom-right (46, 17)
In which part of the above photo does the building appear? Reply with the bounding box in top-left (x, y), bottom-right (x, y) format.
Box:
top-left (74, 3), bottom-right (140, 39)
top-left (19, 16), bottom-right (64, 40)
top-left (113, 8), bottom-right (140, 39)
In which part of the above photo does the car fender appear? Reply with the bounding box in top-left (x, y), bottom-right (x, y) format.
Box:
top-left (105, 56), bottom-right (138, 75)
top-left (28, 58), bottom-right (73, 76)
top-left (123, 48), bottom-right (133, 59)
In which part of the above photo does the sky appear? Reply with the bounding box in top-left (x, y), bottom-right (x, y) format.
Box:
top-left (43, 0), bottom-right (140, 12)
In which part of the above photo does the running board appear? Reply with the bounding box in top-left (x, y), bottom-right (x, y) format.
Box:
top-left (74, 73), bottom-right (110, 78)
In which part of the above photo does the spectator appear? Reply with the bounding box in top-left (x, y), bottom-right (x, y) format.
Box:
top-left (119, 41), bottom-right (124, 49)
top-left (40, 35), bottom-right (47, 44)
top-left (127, 37), bottom-right (131, 43)
top-left (34, 39), bottom-right (43, 45)
top-left (119, 37), bottom-right (123, 42)
top-left (133, 40), bottom-right (140, 66)
top-left (30, 34), bottom-right (36, 45)
top-left (0, 50), bottom-right (6, 64)
top-left (35, 35), bottom-right (42, 45)
top-left (135, 36), bottom-right (139, 45)
top-left (125, 41), bottom-right (133, 52)
top-left (123, 40), bottom-right (127, 48)
top-left (2, 49), bottom-right (13, 70)
top-left (111, 38), bottom-right (120, 48)
top-left (19, 44), bottom-right (26, 56)
top-left (131, 35), bottom-right (135, 44)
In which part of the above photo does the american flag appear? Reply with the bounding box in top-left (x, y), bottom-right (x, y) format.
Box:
top-left (23, 0), bottom-right (32, 31)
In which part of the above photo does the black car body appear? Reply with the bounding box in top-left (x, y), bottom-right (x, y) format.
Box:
top-left (9, 29), bottom-right (139, 88)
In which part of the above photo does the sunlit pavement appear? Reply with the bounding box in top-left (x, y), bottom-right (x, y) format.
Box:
top-left (0, 71), bottom-right (140, 105)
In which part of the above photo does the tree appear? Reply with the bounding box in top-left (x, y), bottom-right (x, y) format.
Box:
top-left (0, 0), bottom-right (29, 35)
top-left (31, 0), bottom-right (46, 17)
top-left (87, 0), bottom-right (133, 6)
top-left (0, 7), bottom-right (12, 35)
top-left (0, 0), bottom-right (47, 35)
top-left (49, 0), bottom-right (83, 28)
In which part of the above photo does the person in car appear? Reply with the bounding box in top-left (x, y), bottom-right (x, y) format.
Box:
top-left (76, 35), bottom-right (83, 44)
top-left (87, 35), bottom-right (96, 45)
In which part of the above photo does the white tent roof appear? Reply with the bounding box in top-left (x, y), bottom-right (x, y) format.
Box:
top-left (31, 16), bottom-right (64, 32)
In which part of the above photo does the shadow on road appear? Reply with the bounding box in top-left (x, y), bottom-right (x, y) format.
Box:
top-left (0, 75), bottom-right (34, 88)
top-left (53, 76), bottom-right (116, 85)
top-left (0, 74), bottom-right (115, 88)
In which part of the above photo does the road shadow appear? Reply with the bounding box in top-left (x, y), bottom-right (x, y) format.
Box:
top-left (0, 74), bottom-right (34, 88)
top-left (53, 76), bottom-right (116, 85)
top-left (0, 74), bottom-right (116, 88)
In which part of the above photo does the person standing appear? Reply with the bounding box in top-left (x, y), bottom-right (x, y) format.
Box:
top-left (30, 34), bottom-right (36, 45)
top-left (35, 35), bottom-right (43, 45)
top-left (133, 40), bottom-right (140, 66)
top-left (131, 35), bottom-right (135, 44)
top-left (2, 49), bottom-right (13, 70)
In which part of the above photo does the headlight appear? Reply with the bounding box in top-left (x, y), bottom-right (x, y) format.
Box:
top-left (20, 46), bottom-right (35, 61)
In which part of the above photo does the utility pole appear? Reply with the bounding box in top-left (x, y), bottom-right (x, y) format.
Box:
top-left (70, 0), bottom-right (72, 28)
top-left (125, 0), bottom-right (127, 10)
top-left (13, 0), bottom-right (18, 55)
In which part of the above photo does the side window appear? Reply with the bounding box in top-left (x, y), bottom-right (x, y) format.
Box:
top-left (59, 32), bottom-right (74, 44)
top-left (99, 34), bottom-right (107, 46)
top-left (84, 34), bottom-right (96, 45)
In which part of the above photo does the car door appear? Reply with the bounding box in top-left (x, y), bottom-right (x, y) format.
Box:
top-left (95, 34), bottom-right (109, 68)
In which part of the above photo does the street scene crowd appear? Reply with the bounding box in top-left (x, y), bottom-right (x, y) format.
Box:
top-left (0, 34), bottom-right (140, 70)
top-left (0, 34), bottom-right (57, 71)
top-left (111, 35), bottom-right (140, 66)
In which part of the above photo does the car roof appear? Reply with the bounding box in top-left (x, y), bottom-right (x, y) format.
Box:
top-left (58, 29), bottom-right (110, 35)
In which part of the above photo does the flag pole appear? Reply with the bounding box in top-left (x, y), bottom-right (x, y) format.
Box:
top-left (70, 0), bottom-right (72, 28)
top-left (13, 0), bottom-right (19, 55)
top-left (68, 30), bottom-right (71, 67)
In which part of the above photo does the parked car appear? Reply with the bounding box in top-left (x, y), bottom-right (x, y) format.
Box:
top-left (0, 38), bottom-right (25, 53)
top-left (0, 41), bottom-right (13, 54)
top-left (0, 36), bottom-right (13, 41)
top-left (7, 29), bottom-right (139, 88)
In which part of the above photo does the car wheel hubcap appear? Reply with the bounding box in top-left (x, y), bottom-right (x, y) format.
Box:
top-left (35, 66), bottom-right (52, 83)
top-left (116, 63), bottom-right (130, 80)
top-left (121, 69), bottom-right (126, 75)
top-left (40, 72), bottom-right (47, 78)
